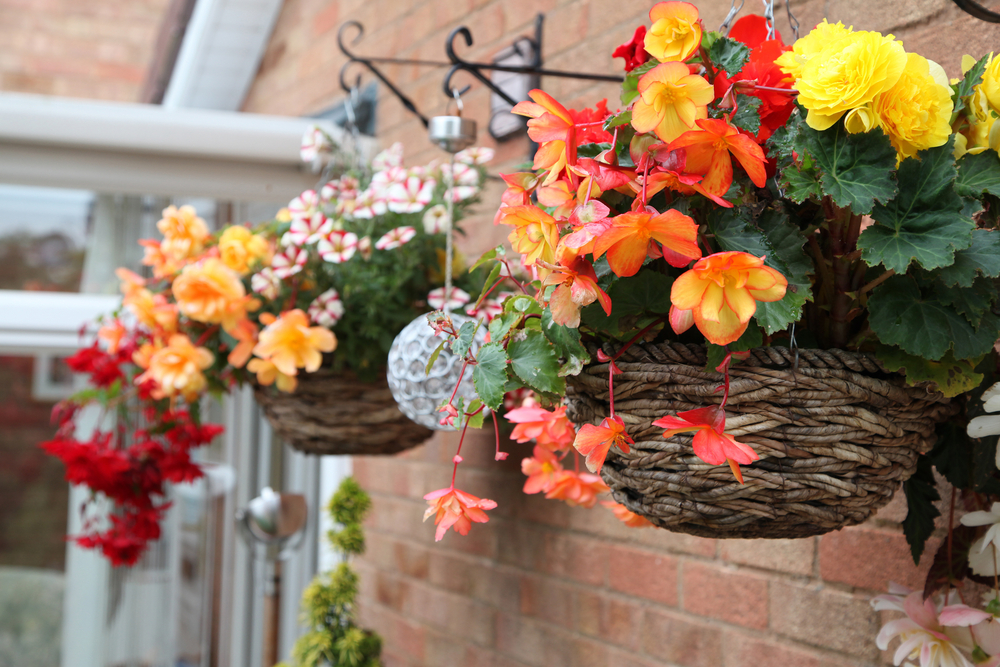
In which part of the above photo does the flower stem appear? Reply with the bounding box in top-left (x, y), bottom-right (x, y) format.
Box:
top-left (450, 416), bottom-right (473, 489)
top-left (859, 269), bottom-right (895, 296)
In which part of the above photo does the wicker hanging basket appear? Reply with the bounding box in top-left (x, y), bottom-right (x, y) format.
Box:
top-left (253, 366), bottom-right (432, 456)
top-left (566, 342), bottom-right (958, 539)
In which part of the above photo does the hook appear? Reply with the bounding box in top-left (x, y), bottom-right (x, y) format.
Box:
top-left (952, 0), bottom-right (1000, 22)
top-left (337, 20), bottom-right (365, 60)
top-left (443, 25), bottom-right (521, 106)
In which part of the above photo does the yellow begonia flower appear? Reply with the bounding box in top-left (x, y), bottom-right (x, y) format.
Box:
top-left (631, 62), bottom-right (714, 143)
top-left (980, 53), bottom-right (1000, 115)
top-left (135, 334), bottom-right (214, 402)
top-left (252, 309), bottom-right (336, 378)
top-left (172, 258), bottom-right (258, 334)
top-left (956, 54), bottom-right (1000, 158)
top-left (794, 30), bottom-right (906, 131)
top-left (219, 225), bottom-right (272, 275)
top-left (775, 19), bottom-right (853, 80)
top-left (863, 54), bottom-right (954, 163)
top-left (643, 2), bottom-right (702, 64)
top-left (157, 204), bottom-right (210, 262)
top-left (247, 358), bottom-right (298, 392)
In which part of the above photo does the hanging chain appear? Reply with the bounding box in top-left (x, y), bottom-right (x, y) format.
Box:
top-left (760, 0), bottom-right (776, 40)
top-left (721, 0), bottom-right (799, 40)
top-left (443, 88), bottom-right (463, 301)
top-left (719, 0), bottom-right (746, 34)
top-left (785, 0), bottom-right (800, 40)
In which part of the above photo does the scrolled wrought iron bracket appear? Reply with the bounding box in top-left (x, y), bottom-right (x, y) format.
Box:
top-left (335, 13), bottom-right (624, 128)
top-left (952, 0), bottom-right (1000, 22)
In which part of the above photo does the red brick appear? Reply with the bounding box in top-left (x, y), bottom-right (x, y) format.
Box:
top-left (575, 590), bottom-right (643, 651)
top-left (608, 546), bottom-right (678, 606)
top-left (769, 581), bottom-right (881, 660)
top-left (719, 537), bottom-right (816, 576)
top-left (723, 631), bottom-right (824, 667)
top-left (496, 613), bottom-right (547, 667)
top-left (819, 526), bottom-right (938, 592)
top-left (642, 609), bottom-right (723, 667)
top-left (519, 574), bottom-right (576, 629)
top-left (542, 533), bottom-right (610, 586)
top-left (681, 561), bottom-right (769, 630)
top-left (393, 538), bottom-right (430, 579)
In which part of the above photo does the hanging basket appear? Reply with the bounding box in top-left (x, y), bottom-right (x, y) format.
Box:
top-left (253, 366), bottom-right (432, 456)
top-left (566, 342), bottom-right (958, 539)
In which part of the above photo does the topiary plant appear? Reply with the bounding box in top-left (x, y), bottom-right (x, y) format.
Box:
top-left (277, 477), bottom-right (381, 667)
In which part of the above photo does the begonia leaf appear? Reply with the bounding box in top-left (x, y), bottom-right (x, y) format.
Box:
top-left (470, 244), bottom-right (505, 272)
top-left (729, 95), bottom-right (762, 136)
top-left (902, 455), bottom-right (940, 564)
top-left (488, 311), bottom-right (521, 343)
top-left (472, 343), bottom-right (509, 411)
top-left (875, 345), bottom-right (984, 398)
top-left (707, 36), bottom-right (751, 77)
top-left (955, 150), bottom-right (1000, 198)
top-left (541, 310), bottom-right (591, 377)
top-left (796, 119), bottom-right (898, 214)
top-left (935, 277), bottom-right (995, 328)
top-left (937, 229), bottom-right (1000, 287)
top-left (621, 61), bottom-right (657, 106)
top-left (507, 330), bottom-right (565, 395)
top-left (425, 339), bottom-right (448, 375)
top-left (451, 320), bottom-right (478, 359)
top-left (951, 54), bottom-right (989, 120)
top-left (581, 269), bottom-right (672, 338)
top-left (603, 109), bottom-right (633, 131)
top-left (867, 275), bottom-right (1000, 361)
top-left (860, 139), bottom-right (973, 273)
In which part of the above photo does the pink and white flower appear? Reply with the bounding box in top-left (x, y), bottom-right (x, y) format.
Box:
top-left (422, 204), bottom-right (451, 234)
top-left (317, 231), bottom-right (358, 264)
top-left (388, 176), bottom-right (436, 214)
top-left (270, 245), bottom-right (308, 279)
top-left (357, 235), bottom-right (373, 261)
top-left (349, 188), bottom-right (388, 219)
top-left (287, 190), bottom-right (322, 223)
top-left (455, 146), bottom-right (495, 165)
top-left (428, 286), bottom-right (470, 311)
top-left (370, 166), bottom-right (408, 198)
top-left (283, 212), bottom-right (332, 247)
top-left (308, 289), bottom-right (345, 328)
top-left (372, 142), bottom-right (404, 171)
top-left (319, 180), bottom-right (340, 205)
top-left (872, 584), bottom-right (976, 667)
top-left (375, 226), bottom-right (416, 250)
top-left (251, 268), bottom-right (281, 299)
top-left (300, 125), bottom-right (333, 165)
top-left (466, 296), bottom-right (504, 321)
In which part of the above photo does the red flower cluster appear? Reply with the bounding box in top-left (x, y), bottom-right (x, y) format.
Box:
top-left (42, 337), bottom-right (221, 566)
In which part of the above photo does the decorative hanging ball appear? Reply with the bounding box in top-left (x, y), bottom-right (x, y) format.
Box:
top-left (386, 313), bottom-right (487, 430)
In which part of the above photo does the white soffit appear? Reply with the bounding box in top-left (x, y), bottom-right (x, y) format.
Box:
top-left (0, 290), bottom-right (119, 353)
top-left (162, 0), bottom-right (284, 111)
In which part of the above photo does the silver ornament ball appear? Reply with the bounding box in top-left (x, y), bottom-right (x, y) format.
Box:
top-left (386, 313), bottom-right (486, 430)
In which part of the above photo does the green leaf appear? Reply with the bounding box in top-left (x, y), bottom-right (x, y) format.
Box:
top-left (780, 152), bottom-right (823, 204)
top-left (707, 36), bottom-right (751, 77)
top-left (767, 113), bottom-right (801, 163)
top-left (504, 294), bottom-right (543, 316)
top-left (796, 120), bottom-right (898, 214)
top-left (470, 245), bottom-right (505, 272)
top-left (465, 399), bottom-right (486, 429)
top-left (754, 209), bottom-right (813, 334)
top-left (581, 268), bottom-right (673, 338)
top-left (475, 262), bottom-right (503, 308)
top-left (937, 229), bottom-right (1000, 287)
top-left (488, 311), bottom-right (521, 343)
top-left (621, 61), bottom-right (657, 106)
top-left (472, 343), bottom-right (509, 411)
top-left (930, 421), bottom-right (973, 489)
top-left (901, 455), bottom-right (941, 564)
top-left (451, 321), bottom-right (478, 359)
top-left (868, 275), bottom-right (1000, 361)
top-left (935, 278), bottom-right (995, 327)
top-left (952, 54), bottom-right (989, 120)
top-left (425, 338), bottom-right (448, 375)
top-left (729, 95), bottom-right (762, 136)
top-left (507, 329), bottom-right (566, 395)
top-left (603, 109), bottom-right (632, 131)
top-left (860, 138), bottom-right (973, 273)
top-left (541, 309), bottom-right (591, 377)
top-left (955, 150), bottom-right (1000, 198)
top-left (875, 345), bottom-right (984, 398)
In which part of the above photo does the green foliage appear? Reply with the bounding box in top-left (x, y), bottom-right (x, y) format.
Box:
top-left (955, 150), bottom-right (1000, 198)
top-left (902, 455), bottom-right (941, 564)
top-left (936, 228), bottom-right (1000, 288)
top-left (621, 61), bottom-right (657, 106)
top-left (791, 115), bottom-right (898, 214)
top-left (541, 310), bottom-right (591, 377)
top-left (951, 54), bottom-right (989, 120)
top-left (707, 35), bottom-right (751, 77)
top-left (580, 268), bottom-right (672, 339)
top-left (507, 330), bottom-right (565, 396)
top-left (729, 95), bottom-right (762, 136)
top-left (290, 478), bottom-right (380, 667)
top-left (875, 346), bottom-right (984, 399)
top-left (860, 139), bottom-right (974, 273)
top-left (472, 343), bottom-right (509, 411)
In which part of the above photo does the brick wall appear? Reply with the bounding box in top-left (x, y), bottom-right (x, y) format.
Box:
top-left (0, 0), bottom-right (172, 101)
top-left (242, 0), bottom-right (1000, 665)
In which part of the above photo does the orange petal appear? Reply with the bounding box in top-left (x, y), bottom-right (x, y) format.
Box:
top-left (726, 133), bottom-right (769, 187)
top-left (670, 270), bottom-right (710, 310)
top-left (693, 303), bottom-right (747, 346)
top-left (727, 458), bottom-right (745, 484)
top-left (638, 61), bottom-right (691, 89)
top-left (606, 234), bottom-right (652, 277)
top-left (700, 283), bottom-right (725, 322)
top-left (669, 305), bottom-right (694, 334)
top-left (649, 1), bottom-right (700, 24)
top-left (528, 89), bottom-right (573, 124)
top-left (723, 285), bottom-right (757, 323)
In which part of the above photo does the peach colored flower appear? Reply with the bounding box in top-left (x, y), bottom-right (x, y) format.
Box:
top-left (631, 62), bottom-right (714, 143)
top-left (499, 205), bottom-right (560, 267)
top-left (251, 309), bottom-right (337, 377)
top-left (521, 446), bottom-right (564, 494)
top-left (123, 287), bottom-right (178, 334)
top-left (601, 500), bottom-right (655, 528)
top-left (247, 357), bottom-right (297, 392)
top-left (644, 1), bottom-right (703, 63)
top-left (573, 415), bottom-right (634, 474)
top-left (139, 239), bottom-right (184, 279)
top-left (135, 334), bottom-right (214, 402)
top-left (115, 268), bottom-right (146, 297)
top-left (97, 320), bottom-right (127, 354)
top-left (506, 404), bottom-right (576, 450)
top-left (670, 251), bottom-right (787, 346)
top-left (545, 470), bottom-right (609, 508)
top-left (423, 487), bottom-right (497, 541)
top-left (157, 205), bottom-right (210, 261)
top-left (540, 249), bottom-right (612, 329)
top-left (592, 210), bottom-right (701, 278)
top-left (172, 258), bottom-right (255, 332)
top-left (218, 225), bottom-right (271, 275)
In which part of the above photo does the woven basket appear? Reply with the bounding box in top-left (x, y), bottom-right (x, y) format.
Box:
top-left (566, 342), bottom-right (957, 539)
top-left (253, 366), bottom-right (432, 456)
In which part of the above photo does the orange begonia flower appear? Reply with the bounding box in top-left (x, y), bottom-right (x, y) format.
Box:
top-left (218, 225), bottom-right (272, 276)
top-left (631, 62), bottom-right (714, 143)
top-left (573, 415), bottom-right (634, 474)
top-left (601, 500), bottom-right (655, 528)
top-left (521, 446), bottom-right (564, 494)
top-left (123, 287), bottom-right (178, 334)
top-left (592, 210), bottom-right (701, 277)
top-left (506, 404), bottom-right (576, 450)
top-left (494, 172), bottom-right (539, 224)
top-left (644, 1), bottom-right (703, 63)
top-left (670, 251), bottom-right (787, 345)
top-left (98, 319), bottom-right (127, 354)
top-left (157, 204), bottom-right (210, 262)
top-left (115, 268), bottom-right (146, 297)
top-left (499, 205), bottom-right (560, 267)
top-left (172, 258), bottom-right (256, 334)
top-left (513, 89), bottom-right (576, 185)
top-left (226, 316), bottom-right (258, 368)
top-left (423, 487), bottom-right (497, 541)
top-left (652, 406), bottom-right (759, 483)
top-left (252, 309), bottom-right (336, 378)
top-left (135, 333), bottom-right (214, 402)
top-left (668, 118), bottom-right (768, 196)
top-left (247, 357), bottom-right (297, 392)
top-left (139, 239), bottom-right (184, 279)
top-left (545, 469), bottom-right (609, 508)
top-left (536, 181), bottom-right (577, 220)
top-left (541, 247), bottom-right (612, 329)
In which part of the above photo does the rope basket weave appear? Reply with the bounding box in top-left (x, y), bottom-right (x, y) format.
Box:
top-left (253, 366), bottom-right (432, 456)
top-left (566, 342), bottom-right (957, 539)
